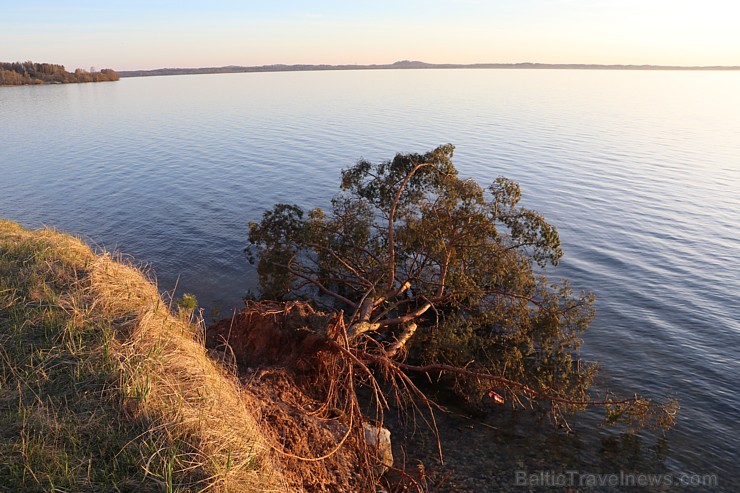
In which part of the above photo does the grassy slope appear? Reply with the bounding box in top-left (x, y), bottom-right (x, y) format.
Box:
top-left (0, 220), bottom-right (281, 492)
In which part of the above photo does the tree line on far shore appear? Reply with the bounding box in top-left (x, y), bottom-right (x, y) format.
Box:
top-left (0, 61), bottom-right (119, 86)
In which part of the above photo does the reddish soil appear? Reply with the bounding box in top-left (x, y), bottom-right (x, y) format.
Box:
top-left (206, 301), bottom-right (380, 492)
top-left (206, 301), bottom-right (335, 372)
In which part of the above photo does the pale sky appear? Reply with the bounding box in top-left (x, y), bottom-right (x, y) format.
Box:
top-left (2, 0), bottom-right (738, 71)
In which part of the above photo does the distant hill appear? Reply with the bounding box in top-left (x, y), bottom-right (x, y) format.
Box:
top-left (0, 61), bottom-right (119, 86)
top-left (119, 60), bottom-right (740, 78)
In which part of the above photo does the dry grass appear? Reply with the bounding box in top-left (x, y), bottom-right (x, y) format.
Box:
top-left (0, 219), bottom-right (283, 492)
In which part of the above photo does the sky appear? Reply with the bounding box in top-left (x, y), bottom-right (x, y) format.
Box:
top-left (1, 0), bottom-right (738, 71)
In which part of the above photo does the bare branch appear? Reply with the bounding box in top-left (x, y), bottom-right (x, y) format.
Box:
top-left (274, 262), bottom-right (358, 308)
top-left (375, 302), bottom-right (432, 328)
top-left (387, 161), bottom-right (438, 291)
top-left (385, 323), bottom-right (419, 358)
top-left (359, 353), bottom-right (649, 409)
top-left (305, 241), bottom-right (374, 288)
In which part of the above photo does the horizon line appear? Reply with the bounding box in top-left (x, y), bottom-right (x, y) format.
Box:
top-left (117, 60), bottom-right (740, 76)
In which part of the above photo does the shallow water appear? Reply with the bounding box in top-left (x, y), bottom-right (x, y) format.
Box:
top-left (1, 69), bottom-right (738, 490)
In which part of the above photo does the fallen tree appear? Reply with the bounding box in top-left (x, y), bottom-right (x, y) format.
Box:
top-left (244, 144), bottom-right (677, 442)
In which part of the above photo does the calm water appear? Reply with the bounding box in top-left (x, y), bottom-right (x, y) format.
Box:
top-left (1, 70), bottom-right (738, 491)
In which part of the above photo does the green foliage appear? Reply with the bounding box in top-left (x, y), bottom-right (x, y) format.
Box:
top-left (175, 293), bottom-right (198, 312)
top-left (174, 293), bottom-right (198, 324)
top-left (248, 145), bottom-right (676, 429)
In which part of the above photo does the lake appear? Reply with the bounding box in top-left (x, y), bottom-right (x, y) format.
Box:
top-left (1, 69), bottom-right (738, 491)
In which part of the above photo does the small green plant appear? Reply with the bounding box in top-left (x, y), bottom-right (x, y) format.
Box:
top-left (209, 304), bottom-right (222, 323)
top-left (174, 293), bottom-right (198, 319)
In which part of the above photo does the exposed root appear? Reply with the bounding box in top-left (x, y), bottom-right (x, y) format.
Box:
top-left (207, 301), bottom-right (404, 492)
top-left (207, 298), bottom-right (679, 492)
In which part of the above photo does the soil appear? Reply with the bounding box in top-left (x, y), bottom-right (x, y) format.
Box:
top-left (206, 301), bottom-right (381, 492)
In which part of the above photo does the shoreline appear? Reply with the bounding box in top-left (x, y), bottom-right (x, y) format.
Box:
top-left (119, 60), bottom-right (740, 78)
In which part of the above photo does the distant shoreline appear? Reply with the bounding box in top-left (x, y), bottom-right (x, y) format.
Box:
top-left (119, 60), bottom-right (740, 78)
top-left (1, 61), bottom-right (120, 86)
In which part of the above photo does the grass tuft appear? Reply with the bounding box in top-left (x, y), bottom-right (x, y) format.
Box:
top-left (0, 219), bottom-right (282, 492)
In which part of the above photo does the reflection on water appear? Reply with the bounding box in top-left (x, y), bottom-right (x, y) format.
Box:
top-left (1, 69), bottom-right (738, 491)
